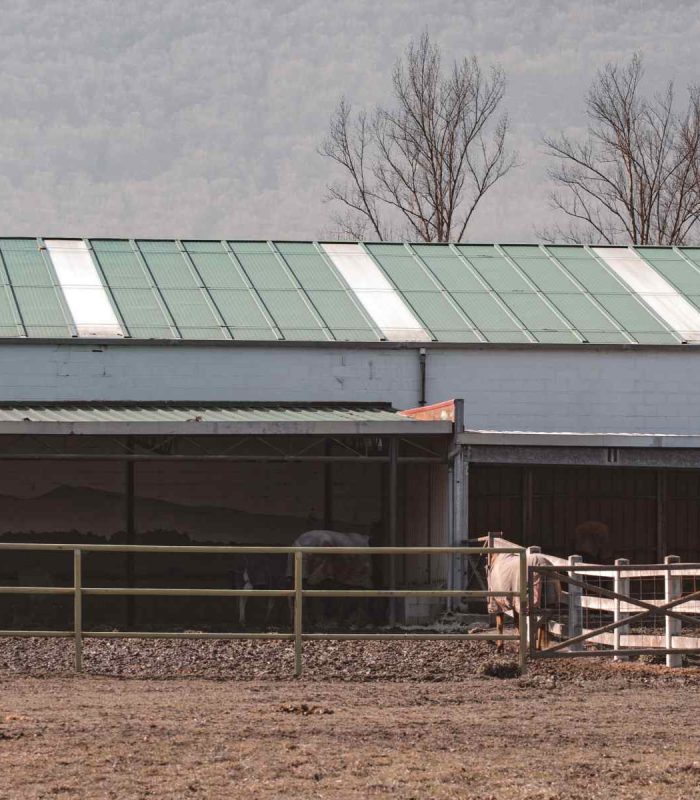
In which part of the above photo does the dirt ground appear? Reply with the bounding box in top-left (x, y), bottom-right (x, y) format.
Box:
top-left (1, 639), bottom-right (700, 799)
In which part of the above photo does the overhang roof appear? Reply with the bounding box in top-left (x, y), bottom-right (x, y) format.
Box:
top-left (3, 239), bottom-right (700, 346)
top-left (0, 403), bottom-right (453, 436)
top-left (458, 429), bottom-right (700, 449)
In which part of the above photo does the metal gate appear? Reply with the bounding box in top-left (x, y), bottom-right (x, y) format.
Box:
top-left (528, 558), bottom-right (700, 663)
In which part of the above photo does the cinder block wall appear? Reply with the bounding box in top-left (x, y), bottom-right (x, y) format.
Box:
top-left (2, 343), bottom-right (700, 434)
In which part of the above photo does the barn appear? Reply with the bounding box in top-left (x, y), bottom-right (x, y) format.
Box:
top-left (2, 238), bottom-right (700, 626)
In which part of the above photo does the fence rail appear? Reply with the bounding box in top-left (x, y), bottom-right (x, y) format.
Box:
top-left (0, 543), bottom-right (528, 677)
top-left (529, 556), bottom-right (700, 664)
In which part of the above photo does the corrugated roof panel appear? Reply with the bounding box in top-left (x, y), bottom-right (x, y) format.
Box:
top-left (501, 246), bottom-right (577, 293)
top-left (547, 246), bottom-right (679, 343)
top-left (44, 240), bottom-right (124, 338)
top-left (157, 289), bottom-right (227, 340)
top-left (135, 240), bottom-right (226, 340)
top-left (206, 289), bottom-right (277, 340)
top-left (545, 294), bottom-right (628, 343)
top-left (0, 239), bottom-right (73, 337)
top-left (365, 243), bottom-right (480, 342)
top-left (91, 240), bottom-right (176, 339)
top-left (275, 243), bottom-right (380, 341)
top-left (0, 403), bottom-right (450, 431)
top-left (638, 248), bottom-right (700, 297)
top-left (458, 246), bottom-right (531, 292)
top-left (449, 292), bottom-right (530, 342)
top-left (4, 238), bottom-right (700, 345)
top-left (321, 243), bottom-right (430, 341)
top-left (0, 288), bottom-right (21, 336)
top-left (106, 288), bottom-right (177, 339)
top-left (366, 245), bottom-right (436, 291)
top-left (498, 293), bottom-right (579, 343)
top-left (593, 247), bottom-right (700, 342)
top-left (229, 247), bottom-right (292, 289)
top-left (228, 242), bottom-right (328, 340)
top-left (135, 240), bottom-right (200, 290)
top-left (182, 244), bottom-right (250, 290)
top-left (546, 247), bottom-right (627, 293)
top-left (401, 291), bottom-right (480, 342)
top-left (411, 245), bottom-right (486, 292)
top-left (255, 290), bottom-right (327, 340)
top-left (595, 294), bottom-right (678, 344)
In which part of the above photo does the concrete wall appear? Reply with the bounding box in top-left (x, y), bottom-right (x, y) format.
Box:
top-left (2, 342), bottom-right (700, 434)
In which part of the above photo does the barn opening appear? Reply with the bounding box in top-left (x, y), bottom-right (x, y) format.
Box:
top-left (0, 402), bottom-right (454, 631)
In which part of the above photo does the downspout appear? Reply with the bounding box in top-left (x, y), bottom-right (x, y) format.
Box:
top-left (418, 347), bottom-right (427, 406)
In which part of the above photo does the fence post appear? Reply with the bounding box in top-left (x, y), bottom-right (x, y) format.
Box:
top-left (294, 551), bottom-right (303, 678)
top-left (665, 555), bottom-right (681, 668)
top-left (526, 546), bottom-right (540, 652)
top-left (613, 558), bottom-right (630, 661)
top-left (518, 547), bottom-right (527, 675)
top-left (74, 549), bottom-right (83, 673)
top-left (567, 555), bottom-right (583, 652)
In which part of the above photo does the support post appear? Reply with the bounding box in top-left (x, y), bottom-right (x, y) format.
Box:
top-left (567, 555), bottom-right (583, 651)
top-left (388, 436), bottom-right (398, 625)
top-left (323, 439), bottom-right (333, 529)
top-left (656, 470), bottom-right (666, 562)
top-left (74, 549), bottom-right (83, 673)
top-left (125, 443), bottom-right (135, 630)
top-left (294, 551), bottom-right (303, 678)
top-left (518, 547), bottom-right (527, 675)
top-left (526, 546), bottom-right (540, 650)
top-left (665, 555), bottom-right (682, 668)
top-left (613, 558), bottom-right (630, 661)
top-left (522, 467), bottom-right (533, 544)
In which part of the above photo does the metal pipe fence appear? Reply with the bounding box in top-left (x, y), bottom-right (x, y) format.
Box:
top-left (0, 543), bottom-right (528, 677)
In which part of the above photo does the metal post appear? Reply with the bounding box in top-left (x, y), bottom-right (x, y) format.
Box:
top-left (388, 437), bottom-right (398, 625)
top-left (294, 551), bottom-right (303, 678)
top-left (125, 449), bottom-right (135, 630)
top-left (74, 549), bottom-right (83, 673)
top-left (567, 555), bottom-right (583, 651)
top-left (518, 547), bottom-right (527, 675)
top-left (527, 546), bottom-right (540, 649)
top-left (665, 555), bottom-right (681, 667)
top-left (613, 558), bottom-right (630, 661)
top-left (323, 439), bottom-right (333, 529)
top-left (450, 448), bottom-right (467, 609)
top-left (656, 470), bottom-right (667, 562)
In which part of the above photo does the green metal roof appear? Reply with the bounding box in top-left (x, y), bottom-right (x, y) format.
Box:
top-left (0, 402), bottom-right (452, 435)
top-left (3, 239), bottom-right (700, 345)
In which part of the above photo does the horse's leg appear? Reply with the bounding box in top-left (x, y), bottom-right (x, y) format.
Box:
top-left (238, 596), bottom-right (247, 628)
top-left (495, 611), bottom-right (504, 652)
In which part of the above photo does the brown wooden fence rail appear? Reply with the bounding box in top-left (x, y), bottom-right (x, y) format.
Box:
top-left (0, 543), bottom-right (528, 677)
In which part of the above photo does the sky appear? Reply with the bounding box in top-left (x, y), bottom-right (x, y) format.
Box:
top-left (0, 0), bottom-right (699, 242)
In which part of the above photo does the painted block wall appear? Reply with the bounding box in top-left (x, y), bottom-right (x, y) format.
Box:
top-left (1, 343), bottom-right (700, 434)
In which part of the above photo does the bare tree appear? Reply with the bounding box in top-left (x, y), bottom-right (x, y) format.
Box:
top-left (542, 54), bottom-right (700, 245)
top-left (320, 33), bottom-right (516, 242)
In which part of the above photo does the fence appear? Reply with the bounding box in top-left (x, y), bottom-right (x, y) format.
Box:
top-left (0, 542), bottom-right (528, 676)
top-left (529, 553), bottom-right (700, 664)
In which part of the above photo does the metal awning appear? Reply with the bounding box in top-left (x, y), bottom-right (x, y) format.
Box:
top-left (458, 429), bottom-right (700, 448)
top-left (0, 403), bottom-right (453, 436)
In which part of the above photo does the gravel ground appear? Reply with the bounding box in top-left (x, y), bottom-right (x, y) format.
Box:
top-left (2, 637), bottom-right (700, 799)
top-left (1, 635), bottom-right (700, 684)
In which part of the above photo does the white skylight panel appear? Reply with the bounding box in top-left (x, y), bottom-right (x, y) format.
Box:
top-left (322, 243), bottom-right (430, 341)
top-left (593, 247), bottom-right (700, 343)
top-left (45, 239), bottom-right (124, 337)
